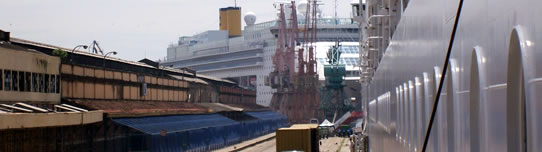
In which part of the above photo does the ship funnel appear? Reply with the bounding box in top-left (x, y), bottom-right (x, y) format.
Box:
top-left (219, 7), bottom-right (242, 37)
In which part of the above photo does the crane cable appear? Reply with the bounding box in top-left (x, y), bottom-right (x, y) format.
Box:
top-left (421, 0), bottom-right (465, 151)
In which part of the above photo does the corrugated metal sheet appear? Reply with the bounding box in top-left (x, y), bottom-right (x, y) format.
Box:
top-left (196, 103), bottom-right (243, 112)
top-left (9, 37), bottom-right (158, 69)
top-left (245, 111), bottom-right (289, 136)
top-left (222, 103), bottom-right (269, 111)
top-left (74, 100), bottom-right (210, 117)
top-left (195, 74), bottom-right (235, 84)
top-left (113, 114), bottom-right (238, 135)
top-left (246, 111), bottom-right (287, 120)
top-left (111, 112), bottom-right (288, 151)
top-left (168, 74), bottom-right (208, 84)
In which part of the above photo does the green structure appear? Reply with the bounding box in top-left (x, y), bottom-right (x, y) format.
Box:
top-left (319, 42), bottom-right (354, 122)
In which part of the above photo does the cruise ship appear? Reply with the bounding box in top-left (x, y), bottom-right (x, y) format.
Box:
top-left (161, 2), bottom-right (362, 106)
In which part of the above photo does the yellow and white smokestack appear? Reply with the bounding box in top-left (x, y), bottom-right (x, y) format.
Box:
top-left (219, 7), bottom-right (242, 37)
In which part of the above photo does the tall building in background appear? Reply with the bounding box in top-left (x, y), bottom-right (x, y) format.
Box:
top-left (161, 3), bottom-right (361, 106)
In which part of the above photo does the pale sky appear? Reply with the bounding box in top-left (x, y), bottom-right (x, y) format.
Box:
top-left (0, 0), bottom-right (354, 61)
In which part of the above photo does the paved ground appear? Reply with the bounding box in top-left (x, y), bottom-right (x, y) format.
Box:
top-left (215, 133), bottom-right (276, 152)
top-left (237, 138), bottom-right (276, 152)
top-left (319, 137), bottom-right (351, 152)
top-left (215, 133), bottom-right (352, 152)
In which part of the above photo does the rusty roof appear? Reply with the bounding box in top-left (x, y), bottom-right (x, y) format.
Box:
top-left (169, 74), bottom-right (208, 84)
top-left (195, 103), bottom-right (243, 112)
top-left (72, 100), bottom-right (211, 118)
top-left (221, 103), bottom-right (270, 112)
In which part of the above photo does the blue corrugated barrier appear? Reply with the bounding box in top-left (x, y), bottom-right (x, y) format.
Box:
top-left (113, 114), bottom-right (239, 135)
top-left (113, 111), bottom-right (287, 152)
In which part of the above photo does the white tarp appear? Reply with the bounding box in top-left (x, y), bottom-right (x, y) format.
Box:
top-left (319, 119), bottom-right (335, 127)
top-left (334, 111), bottom-right (352, 128)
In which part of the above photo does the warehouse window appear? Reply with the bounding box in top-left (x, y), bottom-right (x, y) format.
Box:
top-left (44, 74), bottom-right (49, 93)
top-left (32, 73), bottom-right (38, 92)
top-left (0, 69), bottom-right (2, 90)
top-left (56, 75), bottom-right (60, 93)
top-left (18, 71), bottom-right (24, 92)
top-left (52, 75), bottom-right (57, 93)
top-left (4, 70), bottom-right (11, 91)
top-left (39, 73), bottom-right (44, 93)
top-left (12, 71), bottom-right (18, 91)
top-left (49, 75), bottom-right (55, 93)
top-left (25, 72), bottom-right (31, 92)
top-left (41, 74), bottom-right (46, 93)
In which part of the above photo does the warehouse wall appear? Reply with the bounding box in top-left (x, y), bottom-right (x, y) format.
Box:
top-left (218, 86), bottom-right (256, 105)
top-left (0, 46), bottom-right (61, 104)
top-left (60, 64), bottom-right (189, 102)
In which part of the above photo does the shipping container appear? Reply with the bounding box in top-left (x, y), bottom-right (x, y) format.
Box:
top-left (276, 124), bottom-right (319, 152)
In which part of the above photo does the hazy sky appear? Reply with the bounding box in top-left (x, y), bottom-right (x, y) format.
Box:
top-left (0, 0), bottom-right (354, 61)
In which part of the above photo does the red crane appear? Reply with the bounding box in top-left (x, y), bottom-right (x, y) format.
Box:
top-left (269, 1), bottom-right (320, 124)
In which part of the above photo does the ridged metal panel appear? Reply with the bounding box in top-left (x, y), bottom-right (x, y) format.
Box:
top-left (365, 0), bottom-right (542, 151)
top-left (113, 112), bottom-right (289, 151)
top-left (246, 111), bottom-right (287, 120)
top-left (113, 114), bottom-right (238, 135)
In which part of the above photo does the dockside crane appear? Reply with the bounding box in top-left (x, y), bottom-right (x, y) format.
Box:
top-left (319, 41), bottom-right (354, 123)
top-left (268, 1), bottom-right (320, 124)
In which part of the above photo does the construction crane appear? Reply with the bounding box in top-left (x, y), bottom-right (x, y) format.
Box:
top-left (319, 41), bottom-right (354, 123)
top-left (268, 1), bottom-right (320, 124)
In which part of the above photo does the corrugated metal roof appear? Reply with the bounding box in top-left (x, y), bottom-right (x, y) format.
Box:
top-left (0, 102), bottom-right (90, 113)
top-left (73, 100), bottom-right (210, 117)
top-left (195, 103), bottom-right (243, 112)
top-left (0, 41), bottom-right (44, 54)
top-left (161, 66), bottom-right (195, 76)
top-left (113, 114), bottom-right (239, 135)
top-left (10, 37), bottom-right (158, 69)
top-left (168, 74), bottom-right (208, 84)
top-left (162, 67), bottom-right (235, 84)
top-left (10, 37), bottom-right (236, 85)
top-left (222, 103), bottom-right (269, 112)
top-left (246, 111), bottom-right (286, 120)
top-left (194, 74), bottom-right (235, 84)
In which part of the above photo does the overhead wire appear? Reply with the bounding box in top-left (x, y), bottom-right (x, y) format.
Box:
top-left (421, 0), bottom-right (465, 151)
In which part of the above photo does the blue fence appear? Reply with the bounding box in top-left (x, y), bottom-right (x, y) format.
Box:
top-left (113, 111), bottom-right (288, 152)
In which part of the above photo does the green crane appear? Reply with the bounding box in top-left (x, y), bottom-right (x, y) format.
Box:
top-left (319, 41), bottom-right (354, 123)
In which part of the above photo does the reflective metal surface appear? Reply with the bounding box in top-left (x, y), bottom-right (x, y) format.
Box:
top-left (364, 0), bottom-right (542, 151)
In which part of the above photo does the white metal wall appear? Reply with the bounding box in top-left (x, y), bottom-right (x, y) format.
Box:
top-left (365, 0), bottom-right (542, 151)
